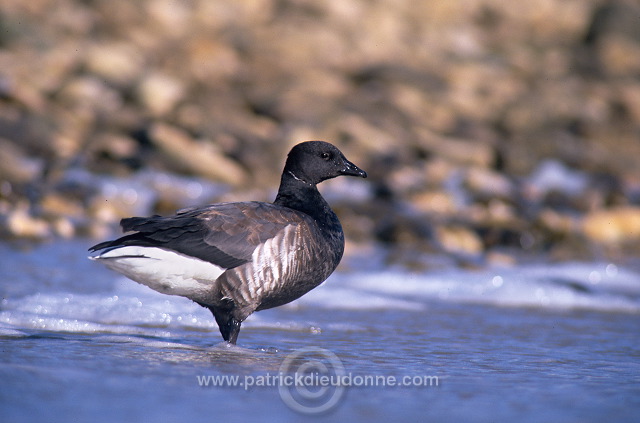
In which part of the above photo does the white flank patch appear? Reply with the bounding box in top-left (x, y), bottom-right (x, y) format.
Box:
top-left (250, 224), bottom-right (297, 298)
top-left (89, 246), bottom-right (225, 302)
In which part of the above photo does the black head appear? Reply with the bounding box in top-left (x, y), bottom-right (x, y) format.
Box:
top-left (283, 141), bottom-right (367, 185)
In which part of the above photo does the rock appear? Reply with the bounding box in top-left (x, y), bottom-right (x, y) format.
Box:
top-left (582, 206), bottom-right (640, 244)
top-left (2, 204), bottom-right (50, 239)
top-left (465, 167), bottom-right (514, 200)
top-left (92, 133), bottom-right (139, 161)
top-left (598, 34), bottom-right (640, 76)
top-left (149, 123), bottom-right (248, 185)
top-left (485, 251), bottom-right (517, 267)
top-left (435, 224), bottom-right (484, 256)
top-left (0, 138), bottom-right (44, 184)
top-left (85, 43), bottom-right (145, 86)
top-left (186, 38), bottom-right (241, 83)
top-left (136, 73), bottom-right (187, 117)
top-left (468, 199), bottom-right (519, 228)
top-left (423, 158), bottom-right (459, 188)
top-left (51, 217), bottom-right (75, 239)
top-left (410, 190), bottom-right (457, 216)
top-left (57, 76), bottom-right (123, 112)
top-left (417, 131), bottom-right (496, 168)
top-left (40, 193), bottom-right (84, 218)
top-left (146, 0), bottom-right (192, 38)
top-left (537, 208), bottom-right (577, 237)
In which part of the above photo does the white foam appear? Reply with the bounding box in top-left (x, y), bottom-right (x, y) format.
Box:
top-left (325, 262), bottom-right (640, 313)
top-left (0, 281), bottom-right (214, 336)
top-left (0, 324), bottom-right (28, 338)
top-left (3, 239), bottom-right (640, 342)
top-left (91, 335), bottom-right (201, 350)
top-left (291, 286), bottom-right (425, 312)
top-left (4, 261), bottom-right (639, 341)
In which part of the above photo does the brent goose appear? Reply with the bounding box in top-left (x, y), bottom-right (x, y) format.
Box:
top-left (89, 141), bottom-right (367, 344)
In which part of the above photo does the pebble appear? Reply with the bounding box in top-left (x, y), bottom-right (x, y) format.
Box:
top-left (85, 43), bottom-right (144, 86)
top-left (582, 207), bottom-right (640, 244)
top-left (464, 167), bottom-right (514, 200)
top-left (435, 225), bottom-right (484, 256)
top-left (136, 73), bottom-right (187, 117)
top-left (149, 123), bottom-right (248, 185)
top-left (0, 138), bottom-right (43, 184)
top-left (2, 205), bottom-right (50, 239)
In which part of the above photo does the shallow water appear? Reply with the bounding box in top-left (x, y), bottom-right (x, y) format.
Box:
top-left (1, 240), bottom-right (640, 422)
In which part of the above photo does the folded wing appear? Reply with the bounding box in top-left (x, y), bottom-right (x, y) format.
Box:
top-left (89, 202), bottom-right (309, 270)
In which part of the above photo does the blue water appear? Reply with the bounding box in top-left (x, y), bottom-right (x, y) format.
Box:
top-left (1, 240), bottom-right (640, 422)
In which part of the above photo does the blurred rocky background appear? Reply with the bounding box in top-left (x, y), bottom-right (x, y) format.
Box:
top-left (1, 0), bottom-right (639, 267)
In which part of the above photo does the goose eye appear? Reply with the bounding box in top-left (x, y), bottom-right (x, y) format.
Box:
top-left (321, 152), bottom-right (331, 160)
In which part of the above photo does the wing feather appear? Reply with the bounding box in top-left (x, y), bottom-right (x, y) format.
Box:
top-left (89, 202), bottom-right (310, 270)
